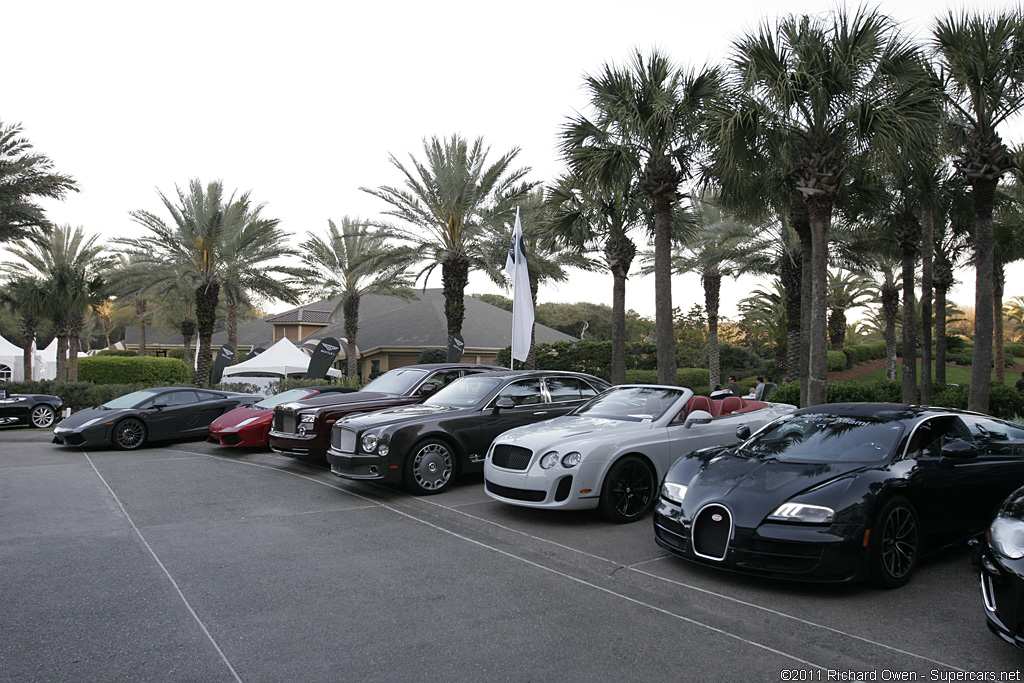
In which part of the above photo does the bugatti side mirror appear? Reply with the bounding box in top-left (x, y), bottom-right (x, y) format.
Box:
top-left (736, 425), bottom-right (751, 441)
top-left (940, 439), bottom-right (977, 460)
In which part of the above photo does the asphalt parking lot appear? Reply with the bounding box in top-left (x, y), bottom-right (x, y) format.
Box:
top-left (2, 429), bottom-right (1022, 682)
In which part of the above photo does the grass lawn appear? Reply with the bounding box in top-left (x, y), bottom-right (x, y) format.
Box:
top-left (854, 359), bottom-right (1023, 386)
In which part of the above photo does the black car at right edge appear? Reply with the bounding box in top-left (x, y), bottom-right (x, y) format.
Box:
top-left (654, 403), bottom-right (1024, 587)
top-left (980, 484), bottom-right (1024, 650)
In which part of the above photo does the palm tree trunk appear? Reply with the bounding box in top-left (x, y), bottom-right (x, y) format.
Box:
top-left (703, 272), bottom-right (722, 389)
top-left (526, 273), bottom-right (539, 370)
top-left (606, 231), bottom-right (635, 386)
top-left (791, 204), bottom-right (813, 406)
top-left (136, 298), bottom-right (148, 357)
top-left (227, 294), bottom-right (239, 362)
top-left (441, 253), bottom-right (469, 346)
top-left (780, 250), bottom-right (802, 382)
top-left (55, 331), bottom-right (69, 383)
top-left (195, 282), bottom-right (220, 389)
top-left (901, 246), bottom-right (918, 403)
top-left (995, 265), bottom-right (1006, 383)
top-left (920, 207), bottom-right (934, 402)
top-left (20, 319), bottom-right (37, 382)
top-left (69, 330), bottom-right (80, 382)
top-left (652, 198), bottom-right (678, 386)
top-left (343, 294), bottom-right (360, 380)
top-left (806, 197), bottom-right (832, 406)
top-left (934, 254), bottom-right (952, 386)
top-left (882, 280), bottom-right (899, 382)
top-left (828, 308), bottom-right (847, 351)
top-left (969, 177), bottom-right (997, 412)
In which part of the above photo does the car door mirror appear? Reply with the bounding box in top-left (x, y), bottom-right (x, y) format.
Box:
top-left (736, 424), bottom-right (751, 441)
top-left (418, 383), bottom-right (437, 396)
top-left (684, 410), bottom-right (713, 429)
top-left (940, 439), bottom-right (977, 460)
top-left (493, 397), bottom-right (516, 413)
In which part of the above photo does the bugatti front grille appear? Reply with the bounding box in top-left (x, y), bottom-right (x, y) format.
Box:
top-left (692, 504), bottom-right (732, 561)
top-left (491, 444), bottom-right (533, 470)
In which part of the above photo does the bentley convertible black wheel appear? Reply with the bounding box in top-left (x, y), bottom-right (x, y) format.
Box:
top-left (30, 404), bottom-right (56, 429)
top-left (599, 456), bottom-right (656, 523)
top-left (870, 497), bottom-right (919, 588)
top-left (403, 439), bottom-right (455, 495)
top-left (113, 418), bottom-right (147, 450)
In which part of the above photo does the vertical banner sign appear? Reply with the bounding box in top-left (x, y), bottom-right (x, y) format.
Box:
top-left (503, 207), bottom-right (534, 365)
top-left (249, 346), bottom-right (266, 359)
top-left (305, 337), bottom-right (341, 379)
top-left (211, 344), bottom-right (235, 385)
top-left (446, 333), bottom-right (465, 363)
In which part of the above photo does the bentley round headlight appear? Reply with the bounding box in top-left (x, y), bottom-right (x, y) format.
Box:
top-left (768, 502), bottom-right (835, 524)
top-left (561, 452), bottom-right (582, 468)
top-left (991, 516), bottom-right (1024, 560)
top-left (661, 482), bottom-right (687, 505)
top-left (361, 434), bottom-right (378, 453)
top-left (539, 451), bottom-right (560, 469)
top-left (378, 443), bottom-right (389, 457)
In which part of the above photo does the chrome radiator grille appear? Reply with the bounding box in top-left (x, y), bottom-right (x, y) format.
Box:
top-left (332, 426), bottom-right (358, 453)
top-left (273, 409), bottom-right (297, 434)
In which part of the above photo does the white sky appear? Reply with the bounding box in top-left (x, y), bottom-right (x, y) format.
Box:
top-left (6, 0), bottom-right (1021, 324)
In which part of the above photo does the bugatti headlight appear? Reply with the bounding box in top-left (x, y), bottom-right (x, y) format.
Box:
top-left (539, 451), bottom-right (561, 469)
top-left (990, 516), bottom-right (1024, 560)
top-left (661, 482), bottom-right (687, 505)
top-left (361, 434), bottom-right (378, 454)
top-left (768, 502), bottom-right (835, 524)
top-left (561, 452), bottom-right (582, 468)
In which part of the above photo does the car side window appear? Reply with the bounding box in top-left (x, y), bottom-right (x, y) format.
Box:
top-left (163, 391), bottom-right (198, 406)
top-left (421, 370), bottom-right (462, 392)
top-left (495, 379), bottom-right (543, 406)
top-left (546, 377), bottom-right (583, 403)
top-left (960, 415), bottom-right (1024, 455)
top-left (194, 391), bottom-right (221, 402)
top-left (905, 416), bottom-right (969, 459)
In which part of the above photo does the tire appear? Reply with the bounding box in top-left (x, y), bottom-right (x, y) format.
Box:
top-left (30, 404), bottom-right (57, 429)
top-left (113, 418), bottom-right (147, 450)
top-left (598, 456), bottom-right (656, 524)
top-left (870, 497), bottom-right (920, 588)
top-left (403, 439), bottom-right (455, 495)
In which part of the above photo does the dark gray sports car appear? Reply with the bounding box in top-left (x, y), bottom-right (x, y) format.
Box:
top-left (0, 388), bottom-right (63, 428)
top-left (52, 387), bottom-right (259, 450)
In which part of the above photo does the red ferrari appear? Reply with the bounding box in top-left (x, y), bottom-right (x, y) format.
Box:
top-left (208, 386), bottom-right (356, 447)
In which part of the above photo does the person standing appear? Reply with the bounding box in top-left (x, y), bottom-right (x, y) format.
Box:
top-left (754, 377), bottom-right (766, 400)
top-left (727, 375), bottom-right (742, 397)
top-left (1016, 370), bottom-right (1024, 392)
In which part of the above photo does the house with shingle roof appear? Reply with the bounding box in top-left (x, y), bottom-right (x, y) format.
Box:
top-left (123, 289), bottom-right (575, 379)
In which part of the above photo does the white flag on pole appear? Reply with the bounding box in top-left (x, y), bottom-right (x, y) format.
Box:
top-left (504, 207), bottom-right (534, 363)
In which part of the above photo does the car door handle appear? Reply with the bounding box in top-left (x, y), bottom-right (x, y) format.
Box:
top-left (533, 411), bottom-right (548, 416)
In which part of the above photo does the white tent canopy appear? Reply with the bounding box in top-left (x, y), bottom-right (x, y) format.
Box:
top-left (222, 337), bottom-right (341, 378)
top-left (33, 339), bottom-right (58, 381)
top-left (0, 334), bottom-right (27, 382)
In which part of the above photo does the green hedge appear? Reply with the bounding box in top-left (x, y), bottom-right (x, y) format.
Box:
top-left (827, 350), bottom-right (847, 371)
top-left (78, 356), bottom-right (191, 385)
top-left (622, 368), bottom-right (709, 394)
top-left (96, 349), bottom-right (138, 357)
top-left (1005, 342), bottom-right (1024, 358)
top-left (767, 379), bottom-right (1023, 420)
top-left (843, 341), bottom-right (887, 368)
top-left (0, 380), bottom-right (150, 411)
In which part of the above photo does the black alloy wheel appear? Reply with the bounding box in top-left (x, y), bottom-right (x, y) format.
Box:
top-left (113, 418), bottom-right (147, 450)
top-left (870, 497), bottom-right (919, 588)
top-left (404, 439), bottom-right (455, 495)
top-left (599, 456), bottom-right (656, 523)
top-left (30, 404), bottom-right (57, 429)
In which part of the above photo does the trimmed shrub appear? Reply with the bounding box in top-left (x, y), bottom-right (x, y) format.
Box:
top-left (827, 351), bottom-right (847, 372)
top-left (843, 341), bottom-right (887, 368)
top-left (1005, 342), bottom-right (1024, 358)
top-left (78, 356), bottom-right (191, 385)
top-left (168, 348), bottom-right (186, 360)
top-left (0, 380), bottom-right (151, 411)
top-left (96, 349), bottom-right (138, 357)
top-left (417, 348), bottom-right (448, 364)
top-left (716, 342), bottom-right (764, 378)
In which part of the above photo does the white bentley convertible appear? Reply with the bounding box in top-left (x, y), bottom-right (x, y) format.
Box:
top-left (483, 385), bottom-right (795, 523)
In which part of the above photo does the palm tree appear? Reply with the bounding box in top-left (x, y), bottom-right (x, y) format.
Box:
top-left (1005, 296), bottom-right (1024, 341)
top-left (0, 276), bottom-right (48, 380)
top-left (737, 280), bottom-right (788, 371)
top-left (561, 49), bottom-right (721, 385)
top-left (5, 225), bottom-right (111, 380)
top-left (717, 8), bottom-right (937, 405)
top-left (0, 119), bottom-right (78, 244)
top-left (220, 194), bottom-right (302, 357)
top-left (826, 270), bottom-right (875, 352)
top-left (544, 172), bottom-right (643, 384)
top-left (121, 180), bottom-right (295, 388)
top-left (296, 217), bottom-right (416, 379)
top-left (933, 9), bottom-right (1024, 410)
top-left (991, 170), bottom-right (1024, 382)
top-left (362, 135), bottom-right (534, 347)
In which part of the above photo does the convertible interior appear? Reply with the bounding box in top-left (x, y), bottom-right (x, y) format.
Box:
top-left (675, 395), bottom-right (769, 421)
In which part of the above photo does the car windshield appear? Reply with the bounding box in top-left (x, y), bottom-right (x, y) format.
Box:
top-left (254, 389), bottom-right (317, 409)
top-left (575, 387), bottom-right (685, 422)
top-left (740, 413), bottom-right (904, 462)
top-left (424, 375), bottom-right (506, 408)
top-left (361, 368), bottom-right (428, 395)
top-left (102, 389), bottom-right (164, 409)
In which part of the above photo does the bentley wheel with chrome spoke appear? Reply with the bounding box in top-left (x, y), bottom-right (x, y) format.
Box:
top-left (403, 439), bottom-right (455, 495)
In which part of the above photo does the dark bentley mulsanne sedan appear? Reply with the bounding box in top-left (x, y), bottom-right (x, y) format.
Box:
top-left (654, 403), bottom-right (1024, 587)
top-left (268, 364), bottom-right (503, 459)
top-left (327, 370), bottom-right (610, 495)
